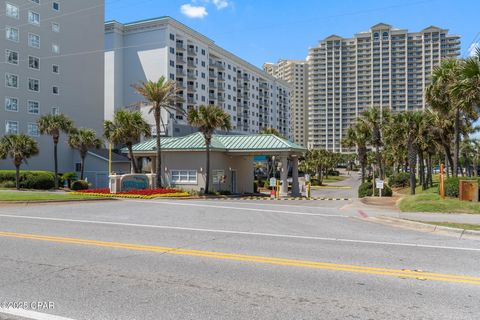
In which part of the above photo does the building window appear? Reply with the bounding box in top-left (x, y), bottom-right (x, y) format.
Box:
top-left (5, 120), bottom-right (18, 134)
top-left (52, 44), bottom-right (59, 54)
top-left (52, 65), bottom-right (59, 74)
top-left (28, 123), bottom-right (39, 137)
top-left (169, 33), bottom-right (175, 41)
top-left (27, 100), bottom-right (39, 114)
top-left (6, 27), bottom-right (19, 42)
top-left (52, 107), bottom-right (59, 115)
top-left (171, 170), bottom-right (197, 184)
top-left (52, 86), bottom-right (59, 95)
top-left (5, 97), bottom-right (18, 112)
top-left (201, 49), bottom-right (206, 55)
top-left (52, 23), bottom-right (60, 33)
top-left (6, 3), bottom-right (19, 19)
top-left (52, 2), bottom-right (59, 11)
top-left (28, 33), bottom-right (40, 48)
top-left (5, 50), bottom-right (18, 65)
top-left (28, 78), bottom-right (39, 92)
top-left (29, 56), bottom-right (40, 70)
top-left (5, 73), bottom-right (18, 88)
top-left (28, 11), bottom-right (40, 25)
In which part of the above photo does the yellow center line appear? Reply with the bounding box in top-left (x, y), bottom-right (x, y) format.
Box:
top-left (0, 231), bottom-right (479, 285)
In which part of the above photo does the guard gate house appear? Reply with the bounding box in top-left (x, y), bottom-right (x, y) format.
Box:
top-left (125, 133), bottom-right (307, 195)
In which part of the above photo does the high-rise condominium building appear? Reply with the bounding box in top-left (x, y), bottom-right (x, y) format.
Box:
top-left (307, 23), bottom-right (461, 152)
top-left (0, 0), bottom-right (105, 171)
top-left (263, 59), bottom-right (308, 146)
top-left (105, 17), bottom-right (291, 139)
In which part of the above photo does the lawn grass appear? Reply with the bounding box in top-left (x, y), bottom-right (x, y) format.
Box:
top-left (0, 190), bottom-right (104, 201)
top-left (411, 220), bottom-right (480, 231)
top-left (399, 190), bottom-right (480, 214)
top-left (322, 175), bottom-right (348, 184)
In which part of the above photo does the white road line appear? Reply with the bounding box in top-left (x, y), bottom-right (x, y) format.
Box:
top-left (168, 200), bottom-right (340, 210)
top-left (0, 213), bottom-right (479, 252)
top-left (0, 308), bottom-right (75, 320)
top-left (126, 199), bottom-right (347, 218)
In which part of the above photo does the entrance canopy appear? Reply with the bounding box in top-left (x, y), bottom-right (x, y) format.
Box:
top-left (127, 132), bottom-right (307, 156)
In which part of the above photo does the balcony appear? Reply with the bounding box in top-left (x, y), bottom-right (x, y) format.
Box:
top-left (187, 47), bottom-right (196, 56)
top-left (176, 42), bottom-right (185, 51)
top-left (176, 81), bottom-right (185, 89)
top-left (187, 97), bottom-right (195, 104)
top-left (176, 56), bottom-right (186, 64)
top-left (176, 69), bottom-right (186, 77)
top-left (218, 75), bottom-right (225, 82)
top-left (187, 60), bottom-right (195, 68)
top-left (208, 93), bottom-right (216, 100)
top-left (187, 85), bottom-right (196, 92)
top-left (218, 95), bottom-right (225, 102)
top-left (218, 84), bottom-right (225, 91)
top-left (209, 82), bottom-right (216, 89)
top-left (187, 72), bottom-right (196, 80)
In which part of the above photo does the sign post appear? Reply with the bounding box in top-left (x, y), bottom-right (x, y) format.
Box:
top-left (375, 179), bottom-right (384, 197)
top-left (439, 163), bottom-right (445, 199)
top-left (269, 177), bottom-right (277, 198)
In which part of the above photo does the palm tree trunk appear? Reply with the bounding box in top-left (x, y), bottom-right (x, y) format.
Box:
top-left (427, 152), bottom-right (433, 188)
top-left (155, 110), bottom-right (162, 188)
top-left (205, 139), bottom-right (211, 194)
top-left (15, 164), bottom-right (20, 190)
top-left (453, 108), bottom-right (460, 177)
top-left (54, 141), bottom-right (59, 189)
top-left (408, 137), bottom-right (417, 195)
top-left (127, 143), bottom-right (138, 173)
top-left (419, 151), bottom-right (427, 191)
top-left (375, 145), bottom-right (383, 180)
top-left (444, 145), bottom-right (454, 176)
top-left (80, 155), bottom-right (86, 180)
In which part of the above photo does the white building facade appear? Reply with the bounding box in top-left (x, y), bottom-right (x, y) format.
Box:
top-left (264, 59), bottom-right (308, 146)
top-left (0, 0), bottom-right (105, 171)
top-left (307, 23), bottom-right (461, 152)
top-left (105, 17), bottom-right (291, 139)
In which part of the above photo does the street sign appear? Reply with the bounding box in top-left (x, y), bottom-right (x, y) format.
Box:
top-left (375, 179), bottom-right (384, 189)
top-left (269, 177), bottom-right (277, 187)
top-left (304, 174), bottom-right (310, 182)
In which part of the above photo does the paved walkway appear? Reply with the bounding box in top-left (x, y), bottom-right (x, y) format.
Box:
top-left (311, 171), bottom-right (361, 199)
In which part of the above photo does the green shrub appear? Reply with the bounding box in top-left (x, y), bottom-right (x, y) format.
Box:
top-left (71, 180), bottom-right (89, 191)
top-left (358, 181), bottom-right (392, 198)
top-left (0, 181), bottom-right (16, 188)
top-left (21, 172), bottom-right (55, 190)
top-left (0, 170), bottom-right (55, 190)
top-left (327, 170), bottom-right (340, 176)
top-left (310, 178), bottom-right (322, 186)
top-left (219, 190), bottom-right (231, 195)
top-left (62, 172), bottom-right (77, 188)
top-left (388, 172), bottom-right (411, 188)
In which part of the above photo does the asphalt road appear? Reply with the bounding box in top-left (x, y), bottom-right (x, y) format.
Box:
top-left (0, 198), bottom-right (479, 320)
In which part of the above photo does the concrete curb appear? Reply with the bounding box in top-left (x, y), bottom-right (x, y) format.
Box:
top-left (0, 198), bottom-right (116, 205)
top-left (366, 216), bottom-right (480, 240)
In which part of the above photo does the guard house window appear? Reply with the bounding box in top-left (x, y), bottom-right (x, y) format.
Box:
top-left (5, 50), bottom-right (18, 65)
top-left (171, 170), bottom-right (197, 184)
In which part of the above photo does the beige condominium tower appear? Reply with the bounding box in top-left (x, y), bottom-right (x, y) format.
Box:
top-left (264, 60), bottom-right (308, 146)
top-left (307, 23), bottom-right (460, 152)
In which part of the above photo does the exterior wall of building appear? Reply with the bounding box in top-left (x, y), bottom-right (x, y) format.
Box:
top-left (72, 152), bottom-right (130, 188)
top-left (264, 60), bottom-right (308, 146)
top-left (307, 23), bottom-right (461, 152)
top-left (105, 17), bottom-right (292, 139)
top-left (0, 0), bottom-right (105, 171)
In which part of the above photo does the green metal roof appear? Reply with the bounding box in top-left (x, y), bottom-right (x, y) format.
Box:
top-left (126, 133), bottom-right (306, 153)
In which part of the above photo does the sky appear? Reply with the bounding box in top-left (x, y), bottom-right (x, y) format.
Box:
top-left (105, 0), bottom-right (480, 68)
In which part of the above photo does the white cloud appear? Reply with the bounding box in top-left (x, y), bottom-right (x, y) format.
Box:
top-left (180, 4), bottom-right (208, 18)
top-left (468, 42), bottom-right (479, 57)
top-left (212, 0), bottom-right (229, 9)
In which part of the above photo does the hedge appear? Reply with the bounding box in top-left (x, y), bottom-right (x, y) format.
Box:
top-left (358, 181), bottom-right (393, 198)
top-left (388, 172), bottom-right (410, 188)
top-left (71, 180), bottom-right (89, 191)
top-left (0, 170), bottom-right (55, 190)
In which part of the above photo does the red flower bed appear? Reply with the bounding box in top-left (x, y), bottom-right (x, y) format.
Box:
top-left (78, 188), bottom-right (181, 195)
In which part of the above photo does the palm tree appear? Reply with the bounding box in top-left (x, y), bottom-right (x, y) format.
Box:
top-left (0, 134), bottom-right (39, 190)
top-left (259, 127), bottom-right (283, 138)
top-left (187, 105), bottom-right (231, 194)
top-left (426, 59), bottom-right (466, 177)
top-left (37, 113), bottom-right (75, 188)
top-left (104, 109), bottom-right (151, 174)
top-left (342, 121), bottom-right (369, 183)
top-left (132, 77), bottom-right (184, 187)
top-left (357, 106), bottom-right (391, 180)
top-left (68, 128), bottom-right (103, 180)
